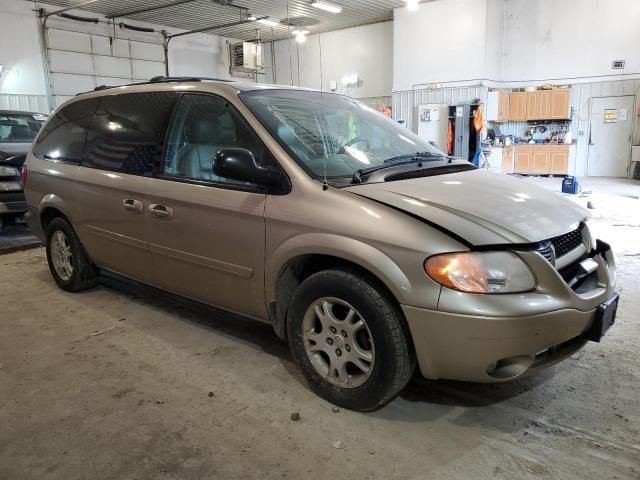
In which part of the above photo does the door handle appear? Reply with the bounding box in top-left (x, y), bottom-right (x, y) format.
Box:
top-left (149, 203), bottom-right (174, 219)
top-left (122, 198), bottom-right (143, 213)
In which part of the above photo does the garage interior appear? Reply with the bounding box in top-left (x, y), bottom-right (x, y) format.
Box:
top-left (1, 0), bottom-right (639, 479)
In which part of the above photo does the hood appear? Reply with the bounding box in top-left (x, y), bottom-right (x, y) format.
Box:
top-left (0, 144), bottom-right (30, 166)
top-left (344, 169), bottom-right (588, 246)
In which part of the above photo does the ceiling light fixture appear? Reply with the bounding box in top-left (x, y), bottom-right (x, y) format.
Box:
top-left (311, 1), bottom-right (343, 14)
top-left (291, 29), bottom-right (309, 36)
top-left (405, 0), bottom-right (419, 11)
top-left (295, 33), bottom-right (307, 43)
top-left (247, 14), bottom-right (257, 21)
top-left (257, 18), bottom-right (280, 27)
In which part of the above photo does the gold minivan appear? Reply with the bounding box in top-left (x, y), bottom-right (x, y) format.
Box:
top-left (23, 78), bottom-right (618, 411)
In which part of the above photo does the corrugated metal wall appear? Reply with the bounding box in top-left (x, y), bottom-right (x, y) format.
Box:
top-left (392, 85), bottom-right (488, 133)
top-left (393, 79), bottom-right (640, 177)
top-left (0, 94), bottom-right (50, 113)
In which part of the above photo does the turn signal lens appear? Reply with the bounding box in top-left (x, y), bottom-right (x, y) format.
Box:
top-left (425, 251), bottom-right (536, 294)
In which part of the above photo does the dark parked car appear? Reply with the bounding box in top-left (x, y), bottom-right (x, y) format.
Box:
top-left (0, 110), bottom-right (47, 232)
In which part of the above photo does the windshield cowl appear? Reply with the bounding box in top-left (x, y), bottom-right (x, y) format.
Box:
top-left (351, 159), bottom-right (476, 185)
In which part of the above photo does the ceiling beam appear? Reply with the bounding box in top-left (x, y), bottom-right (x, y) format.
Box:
top-left (107, 0), bottom-right (248, 19)
top-left (166, 17), bottom-right (266, 40)
top-left (41, 0), bottom-right (104, 19)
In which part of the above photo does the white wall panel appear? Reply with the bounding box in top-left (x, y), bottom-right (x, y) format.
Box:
top-left (48, 29), bottom-right (91, 53)
top-left (96, 76), bottom-right (130, 87)
top-left (132, 60), bottom-right (165, 80)
top-left (94, 56), bottom-right (131, 78)
top-left (91, 35), bottom-right (111, 56)
top-left (51, 73), bottom-right (95, 96)
top-left (48, 50), bottom-right (94, 75)
top-left (130, 42), bottom-right (164, 62)
top-left (112, 38), bottom-right (130, 58)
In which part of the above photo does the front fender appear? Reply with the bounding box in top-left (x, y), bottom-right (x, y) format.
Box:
top-left (266, 232), bottom-right (413, 305)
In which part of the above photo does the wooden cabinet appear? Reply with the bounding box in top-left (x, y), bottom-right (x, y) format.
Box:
top-left (528, 90), bottom-right (551, 120)
top-left (514, 146), bottom-right (532, 174)
top-left (513, 145), bottom-right (569, 175)
top-left (508, 92), bottom-right (527, 121)
top-left (532, 148), bottom-right (550, 173)
top-left (550, 89), bottom-right (571, 119)
top-left (549, 145), bottom-right (570, 174)
top-left (538, 90), bottom-right (552, 119)
top-left (487, 91), bottom-right (510, 122)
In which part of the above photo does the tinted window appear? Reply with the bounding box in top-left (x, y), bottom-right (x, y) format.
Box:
top-left (83, 92), bottom-right (178, 175)
top-left (32, 99), bottom-right (98, 162)
top-left (163, 94), bottom-right (267, 185)
top-left (0, 113), bottom-right (47, 143)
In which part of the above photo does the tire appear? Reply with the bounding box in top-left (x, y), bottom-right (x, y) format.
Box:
top-left (288, 268), bottom-right (416, 412)
top-left (45, 217), bottom-right (98, 292)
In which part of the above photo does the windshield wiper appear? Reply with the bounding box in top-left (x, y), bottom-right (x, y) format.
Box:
top-left (351, 151), bottom-right (449, 184)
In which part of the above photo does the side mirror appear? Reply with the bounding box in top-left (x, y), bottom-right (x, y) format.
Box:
top-left (213, 148), bottom-right (280, 186)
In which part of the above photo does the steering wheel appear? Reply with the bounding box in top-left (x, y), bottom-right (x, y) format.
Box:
top-left (338, 137), bottom-right (370, 153)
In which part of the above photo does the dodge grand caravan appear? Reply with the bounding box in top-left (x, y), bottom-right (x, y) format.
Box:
top-left (23, 77), bottom-right (618, 411)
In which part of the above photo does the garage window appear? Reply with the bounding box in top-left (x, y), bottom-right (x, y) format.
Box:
top-left (32, 98), bottom-right (99, 163)
top-left (82, 92), bottom-right (178, 176)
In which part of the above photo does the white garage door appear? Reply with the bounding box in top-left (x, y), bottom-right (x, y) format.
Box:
top-left (45, 27), bottom-right (166, 108)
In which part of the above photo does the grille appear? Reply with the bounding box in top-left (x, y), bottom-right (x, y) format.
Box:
top-left (550, 226), bottom-right (584, 258)
top-left (537, 243), bottom-right (555, 264)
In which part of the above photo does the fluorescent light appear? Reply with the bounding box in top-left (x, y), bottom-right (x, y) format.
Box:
top-left (295, 33), bottom-right (307, 43)
top-left (311, 1), bottom-right (342, 14)
top-left (257, 18), bottom-right (280, 27)
top-left (291, 29), bottom-right (309, 35)
top-left (405, 0), bottom-right (419, 10)
top-left (247, 15), bottom-right (257, 21)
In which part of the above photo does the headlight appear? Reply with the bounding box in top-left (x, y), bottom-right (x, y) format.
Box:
top-left (424, 251), bottom-right (536, 294)
top-left (0, 166), bottom-right (19, 176)
top-left (0, 181), bottom-right (22, 191)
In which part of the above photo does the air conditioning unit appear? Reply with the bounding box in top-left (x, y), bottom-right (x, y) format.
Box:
top-left (229, 41), bottom-right (264, 78)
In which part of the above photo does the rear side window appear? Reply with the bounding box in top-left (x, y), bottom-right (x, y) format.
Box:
top-left (82, 92), bottom-right (178, 176)
top-left (32, 98), bottom-right (99, 163)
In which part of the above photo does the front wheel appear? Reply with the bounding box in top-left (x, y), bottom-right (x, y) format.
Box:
top-left (288, 269), bottom-right (415, 411)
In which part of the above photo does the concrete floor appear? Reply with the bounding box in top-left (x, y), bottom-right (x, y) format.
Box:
top-left (0, 177), bottom-right (638, 480)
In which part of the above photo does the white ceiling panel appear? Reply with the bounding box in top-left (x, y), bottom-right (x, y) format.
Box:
top-left (31, 0), bottom-right (410, 42)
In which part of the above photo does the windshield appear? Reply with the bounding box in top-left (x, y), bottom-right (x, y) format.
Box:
top-left (0, 113), bottom-right (47, 144)
top-left (240, 90), bottom-right (446, 184)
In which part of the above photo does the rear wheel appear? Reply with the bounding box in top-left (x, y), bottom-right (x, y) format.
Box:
top-left (288, 269), bottom-right (415, 411)
top-left (45, 217), bottom-right (98, 292)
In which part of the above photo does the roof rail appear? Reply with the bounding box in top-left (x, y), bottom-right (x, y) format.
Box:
top-left (77, 76), bottom-right (233, 96)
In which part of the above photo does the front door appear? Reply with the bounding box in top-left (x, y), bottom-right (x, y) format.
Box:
top-left (146, 93), bottom-right (269, 319)
top-left (587, 96), bottom-right (634, 177)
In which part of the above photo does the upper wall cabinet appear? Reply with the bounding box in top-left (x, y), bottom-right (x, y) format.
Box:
top-left (488, 89), bottom-right (571, 122)
top-left (487, 91), bottom-right (510, 123)
top-left (508, 92), bottom-right (527, 121)
top-left (526, 89), bottom-right (570, 120)
top-left (549, 89), bottom-right (571, 119)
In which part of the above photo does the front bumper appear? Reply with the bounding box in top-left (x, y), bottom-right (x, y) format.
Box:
top-left (0, 191), bottom-right (27, 214)
top-left (404, 241), bottom-right (617, 382)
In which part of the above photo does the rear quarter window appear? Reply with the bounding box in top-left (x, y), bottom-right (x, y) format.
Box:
top-left (82, 92), bottom-right (178, 176)
top-left (32, 99), bottom-right (99, 163)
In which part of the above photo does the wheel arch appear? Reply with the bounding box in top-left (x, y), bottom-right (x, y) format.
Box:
top-left (266, 233), bottom-right (413, 340)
